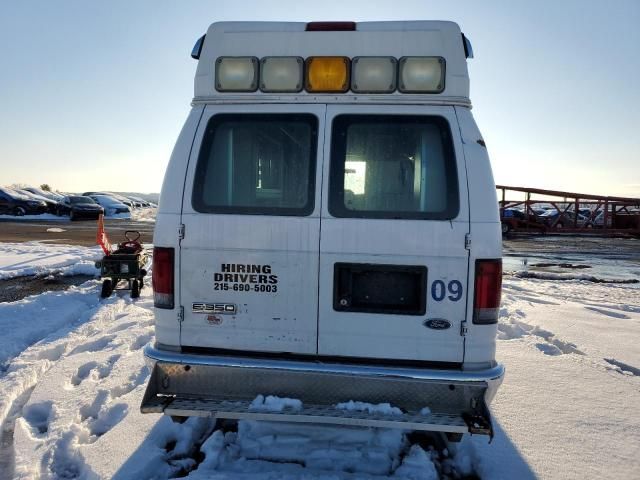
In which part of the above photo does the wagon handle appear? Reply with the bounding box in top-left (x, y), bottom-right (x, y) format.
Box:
top-left (125, 230), bottom-right (141, 242)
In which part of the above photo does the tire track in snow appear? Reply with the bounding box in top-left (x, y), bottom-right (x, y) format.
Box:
top-left (0, 386), bottom-right (35, 480)
top-left (0, 281), bottom-right (102, 372)
top-left (583, 306), bottom-right (631, 319)
top-left (603, 358), bottom-right (640, 377)
top-left (497, 303), bottom-right (585, 357)
top-left (69, 354), bottom-right (121, 387)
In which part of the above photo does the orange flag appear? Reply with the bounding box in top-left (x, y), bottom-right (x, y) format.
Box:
top-left (96, 214), bottom-right (112, 255)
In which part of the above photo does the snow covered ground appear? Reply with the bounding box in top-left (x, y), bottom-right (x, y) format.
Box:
top-left (130, 207), bottom-right (157, 223)
top-left (0, 241), bottom-right (638, 479)
top-left (0, 242), bottom-right (102, 280)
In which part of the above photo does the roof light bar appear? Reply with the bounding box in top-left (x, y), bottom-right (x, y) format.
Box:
top-left (398, 57), bottom-right (445, 93)
top-left (212, 55), bottom-right (448, 95)
top-left (215, 57), bottom-right (259, 92)
top-left (351, 57), bottom-right (397, 93)
top-left (306, 21), bottom-right (356, 31)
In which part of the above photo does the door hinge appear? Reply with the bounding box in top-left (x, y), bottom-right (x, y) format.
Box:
top-left (178, 224), bottom-right (185, 240)
top-left (464, 233), bottom-right (471, 250)
top-left (460, 320), bottom-right (468, 336)
top-left (177, 306), bottom-right (184, 323)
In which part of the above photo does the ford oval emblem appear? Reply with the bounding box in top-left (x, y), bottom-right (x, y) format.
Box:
top-left (424, 319), bottom-right (451, 330)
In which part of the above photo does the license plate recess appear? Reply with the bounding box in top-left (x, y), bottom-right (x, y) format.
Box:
top-left (333, 263), bottom-right (427, 315)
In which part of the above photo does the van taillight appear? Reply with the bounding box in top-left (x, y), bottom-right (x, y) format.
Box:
top-left (473, 259), bottom-right (502, 324)
top-left (153, 247), bottom-right (174, 309)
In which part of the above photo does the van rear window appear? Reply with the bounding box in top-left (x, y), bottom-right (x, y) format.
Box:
top-left (192, 114), bottom-right (317, 215)
top-left (329, 115), bottom-right (459, 219)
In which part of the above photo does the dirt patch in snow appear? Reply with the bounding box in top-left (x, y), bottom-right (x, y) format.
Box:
top-left (0, 274), bottom-right (95, 303)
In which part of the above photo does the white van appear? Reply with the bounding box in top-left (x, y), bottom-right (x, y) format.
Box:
top-left (142, 20), bottom-right (504, 441)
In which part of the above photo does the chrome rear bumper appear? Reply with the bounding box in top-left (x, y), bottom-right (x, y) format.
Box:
top-left (141, 344), bottom-right (504, 437)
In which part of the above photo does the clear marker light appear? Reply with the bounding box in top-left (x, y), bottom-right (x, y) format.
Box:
top-left (260, 57), bottom-right (303, 92)
top-left (352, 57), bottom-right (397, 93)
top-left (399, 57), bottom-right (445, 93)
top-left (215, 57), bottom-right (258, 92)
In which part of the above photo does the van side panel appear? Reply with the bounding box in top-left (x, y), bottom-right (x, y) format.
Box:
top-left (455, 107), bottom-right (501, 365)
top-left (454, 107), bottom-right (500, 224)
top-left (153, 106), bottom-right (205, 347)
top-left (464, 223), bottom-right (501, 364)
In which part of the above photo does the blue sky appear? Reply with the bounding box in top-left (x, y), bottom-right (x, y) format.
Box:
top-left (0, 0), bottom-right (638, 196)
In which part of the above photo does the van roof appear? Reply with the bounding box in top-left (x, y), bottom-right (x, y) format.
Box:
top-left (194, 21), bottom-right (471, 106)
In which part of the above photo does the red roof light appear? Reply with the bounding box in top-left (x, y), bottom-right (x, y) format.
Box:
top-left (306, 22), bottom-right (356, 32)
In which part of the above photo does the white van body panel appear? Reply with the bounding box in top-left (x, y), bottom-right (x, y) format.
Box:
top-left (454, 106), bottom-right (502, 365)
top-left (318, 104), bottom-right (469, 362)
top-left (153, 213), bottom-right (181, 346)
top-left (454, 107), bottom-right (500, 224)
top-left (154, 106), bottom-right (205, 347)
top-left (464, 221), bottom-right (502, 365)
top-left (178, 103), bottom-right (325, 354)
top-left (158, 107), bottom-right (205, 215)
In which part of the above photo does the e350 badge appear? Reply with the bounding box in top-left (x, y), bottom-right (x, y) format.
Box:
top-left (192, 303), bottom-right (237, 314)
top-left (192, 302), bottom-right (237, 325)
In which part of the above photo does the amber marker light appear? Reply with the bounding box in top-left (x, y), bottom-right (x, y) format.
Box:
top-left (305, 57), bottom-right (350, 93)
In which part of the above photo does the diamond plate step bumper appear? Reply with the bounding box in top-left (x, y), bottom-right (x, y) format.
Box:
top-left (141, 345), bottom-right (504, 437)
top-left (145, 396), bottom-right (469, 433)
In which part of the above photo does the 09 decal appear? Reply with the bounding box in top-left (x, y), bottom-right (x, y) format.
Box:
top-left (431, 279), bottom-right (463, 302)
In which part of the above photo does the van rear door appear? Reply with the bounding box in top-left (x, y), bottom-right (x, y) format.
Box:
top-left (318, 105), bottom-right (469, 363)
top-left (179, 104), bottom-right (325, 354)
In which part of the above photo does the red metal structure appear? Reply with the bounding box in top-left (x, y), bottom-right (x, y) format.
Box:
top-left (497, 185), bottom-right (640, 236)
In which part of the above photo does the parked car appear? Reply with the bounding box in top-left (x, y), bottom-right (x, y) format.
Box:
top-left (126, 195), bottom-right (150, 208)
top-left (83, 191), bottom-right (134, 209)
top-left (501, 208), bottom-right (526, 220)
top-left (500, 207), bottom-right (545, 233)
top-left (0, 187), bottom-right (47, 216)
top-left (14, 188), bottom-right (59, 214)
top-left (513, 205), bottom-right (547, 216)
top-left (577, 208), bottom-right (593, 218)
top-left (111, 194), bottom-right (135, 208)
top-left (591, 209), bottom-right (640, 228)
top-left (57, 195), bottom-right (104, 220)
top-left (88, 195), bottom-right (131, 215)
top-left (539, 209), bottom-right (590, 228)
top-left (23, 186), bottom-right (65, 202)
